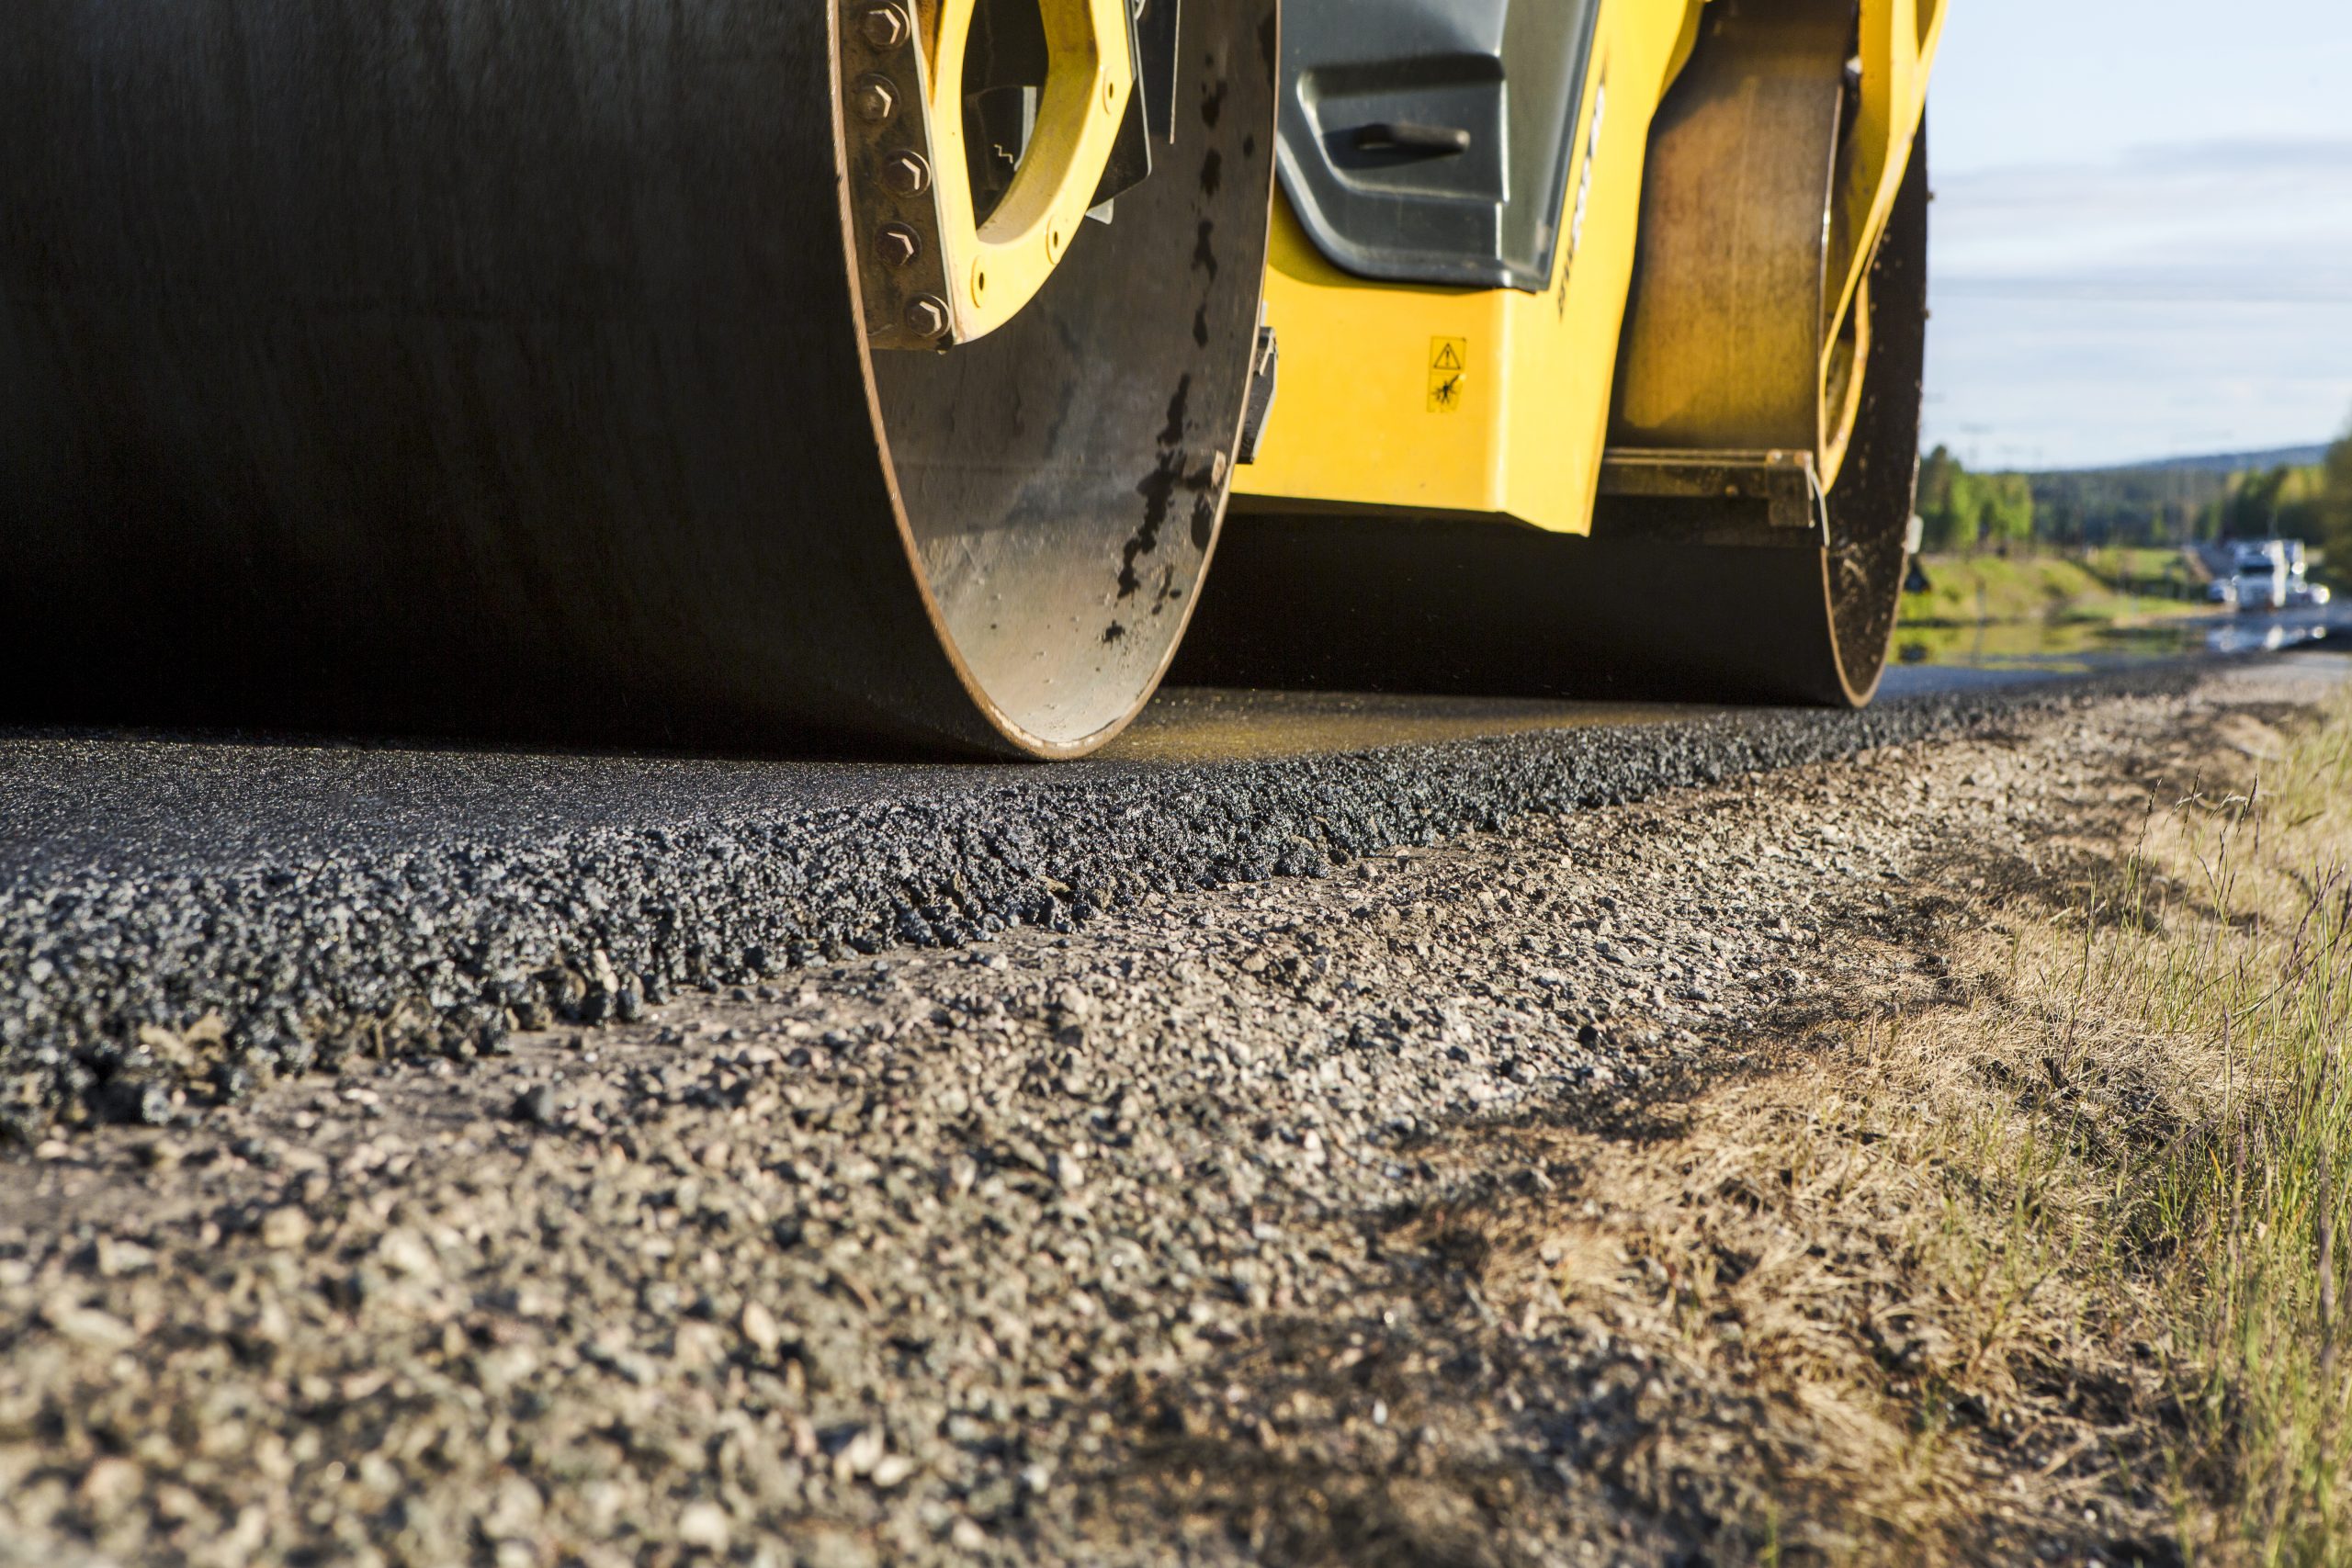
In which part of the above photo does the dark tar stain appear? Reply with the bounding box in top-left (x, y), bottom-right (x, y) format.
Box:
top-left (1157, 378), bottom-right (1191, 448)
top-left (1122, 377), bottom-right (1195, 599)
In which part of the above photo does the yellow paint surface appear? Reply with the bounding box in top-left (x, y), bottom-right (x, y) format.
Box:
top-left (1236, 0), bottom-right (1705, 533)
top-left (1236, 0), bottom-right (1939, 536)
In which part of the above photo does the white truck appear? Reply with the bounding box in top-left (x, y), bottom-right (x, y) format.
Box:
top-left (2229, 539), bottom-right (2328, 613)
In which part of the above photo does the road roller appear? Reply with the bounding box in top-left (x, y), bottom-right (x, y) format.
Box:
top-left (0, 0), bottom-right (1943, 759)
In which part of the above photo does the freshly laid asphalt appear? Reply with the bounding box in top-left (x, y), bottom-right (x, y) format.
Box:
top-left (0, 638), bottom-right (2340, 1140)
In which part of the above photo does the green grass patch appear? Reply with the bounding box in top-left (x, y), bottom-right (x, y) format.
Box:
top-left (1904, 552), bottom-right (2209, 629)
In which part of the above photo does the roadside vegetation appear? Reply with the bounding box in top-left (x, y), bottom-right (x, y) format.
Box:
top-left (1894, 548), bottom-right (2211, 668)
top-left (1883, 689), bottom-right (2352, 1560)
top-left (2098, 688), bottom-right (2352, 1561)
top-left (1913, 406), bottom-right (2352, 589)
top-left (1479, 682), bottom-right (2352, 1562)
top-left (1903, 410), bottom-right (2352, 649)
top-left (1902, 552), bottom-right (2209, 629)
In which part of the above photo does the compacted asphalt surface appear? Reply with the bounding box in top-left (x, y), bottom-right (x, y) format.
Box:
top-left (0, 629), bottom-right (2341, 1140)
top-left (6, 649), bottom-right (2352, 1566)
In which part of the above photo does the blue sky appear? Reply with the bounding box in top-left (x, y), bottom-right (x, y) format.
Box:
top-left (1922, 0), bottom-right (2352, 468)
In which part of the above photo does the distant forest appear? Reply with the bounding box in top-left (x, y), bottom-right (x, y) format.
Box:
top-left (1918, 423), bottom-right (2352, 576)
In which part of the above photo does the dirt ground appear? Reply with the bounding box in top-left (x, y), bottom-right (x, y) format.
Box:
top-left (4, 660), bottom-right (2343, 1567)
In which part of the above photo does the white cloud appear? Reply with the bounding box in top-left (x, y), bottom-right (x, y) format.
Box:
top-left (1923, 137), bottom-right (2352, 466)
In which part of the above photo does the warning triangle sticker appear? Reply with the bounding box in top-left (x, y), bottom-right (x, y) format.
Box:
top-left (1431, 342), bottom-right (1464, 371)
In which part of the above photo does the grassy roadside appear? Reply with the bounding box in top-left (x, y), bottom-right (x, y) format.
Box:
top-left (1903, 553), bottom-right (2210, 630)
top-left (1874, 685), bottom-right (2352, 1562)
top-left (1457, 684), bottom-right (2352, 1562)
top-left (2112, 688), bottom-right (2351, 1561)
top-left (1877, 689), bottom-right (2352, 1560)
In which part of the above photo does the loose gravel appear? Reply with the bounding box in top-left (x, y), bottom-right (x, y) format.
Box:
top-left (0, 669), bottom-right (2212, 1142)
top-left (3, 662), bottom-right (2335, 1565)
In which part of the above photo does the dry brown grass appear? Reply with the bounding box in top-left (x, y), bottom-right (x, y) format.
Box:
top-left (1442, 688), bottom-right (2352, 1565)
top-left (2091, 694), bottom-right (2352, 1564)
top-left (1456, 1026), bottom-right (2173, 1563)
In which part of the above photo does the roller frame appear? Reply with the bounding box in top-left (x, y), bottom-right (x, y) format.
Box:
top-left (1176, 76), bottom-right (1928, 705)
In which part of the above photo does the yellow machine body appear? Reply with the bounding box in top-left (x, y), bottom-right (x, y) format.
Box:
top-left (1235, 0), bottom-right (1947, 536)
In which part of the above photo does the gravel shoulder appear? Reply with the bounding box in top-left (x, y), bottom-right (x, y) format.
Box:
top-left (2, 658), bottom-right (2345, 1565)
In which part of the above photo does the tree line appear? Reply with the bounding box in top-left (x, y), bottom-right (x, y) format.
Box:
top-left (1917, 447), bottom-right (2035, 549)
top-left (1915, 417), bottom-right (2352, 575)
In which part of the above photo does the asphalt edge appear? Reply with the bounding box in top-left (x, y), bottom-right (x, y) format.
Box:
top-left (0, 661), bottom-right (2224, 1140)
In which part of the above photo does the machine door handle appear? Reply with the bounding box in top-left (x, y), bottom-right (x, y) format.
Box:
top-left (1352, 121), bottom-right (1472, 156)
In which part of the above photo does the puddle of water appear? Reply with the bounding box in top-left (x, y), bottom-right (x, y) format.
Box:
top-left (1894, 607), bottom-right (2343, 676)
